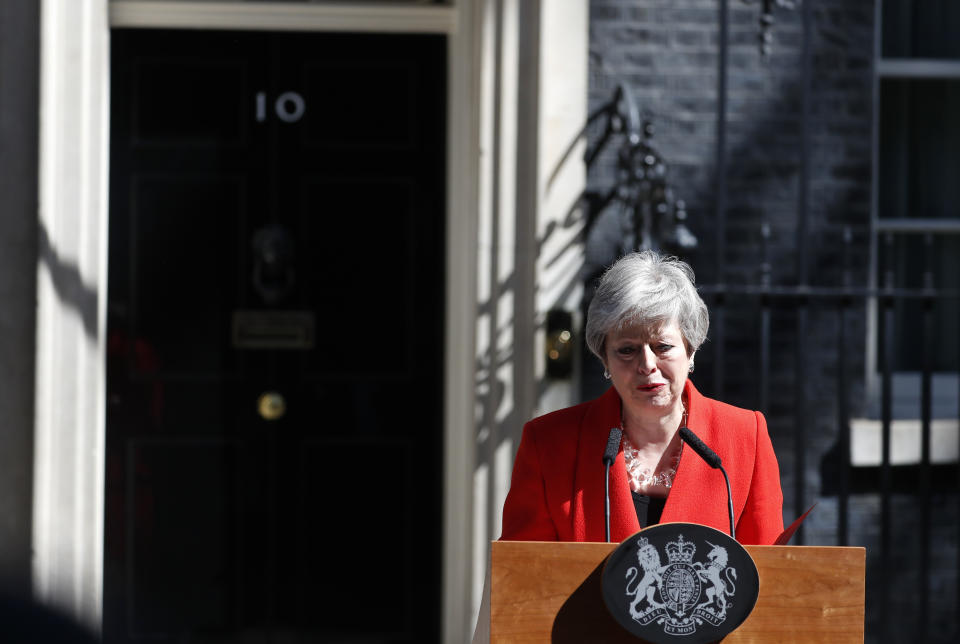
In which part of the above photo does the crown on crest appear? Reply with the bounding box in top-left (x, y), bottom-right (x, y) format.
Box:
top-left (665, 535), bottom-right (696, 563)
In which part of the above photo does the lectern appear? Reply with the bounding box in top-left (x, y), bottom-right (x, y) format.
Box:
top-left (489, 540), bottom-right (865, 642)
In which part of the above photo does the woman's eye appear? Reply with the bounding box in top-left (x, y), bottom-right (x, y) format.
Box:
top-left (656, 344), bottom-right (674, 353)
top-left (616, 346), bottom-right (635, 356)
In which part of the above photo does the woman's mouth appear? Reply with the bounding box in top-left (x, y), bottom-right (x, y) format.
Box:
top-left (637, 383), bottom-right (665, 392)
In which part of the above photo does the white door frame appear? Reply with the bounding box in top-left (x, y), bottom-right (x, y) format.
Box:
top-left (34, 0), bottom-right (112, 630)
top-left (36, 1), bottom-right (480, 641)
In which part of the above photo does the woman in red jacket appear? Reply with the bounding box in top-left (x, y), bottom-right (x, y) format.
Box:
top-left (500, 250), bottom-right (784, 546)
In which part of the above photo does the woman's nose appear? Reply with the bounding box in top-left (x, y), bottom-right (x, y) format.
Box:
top-left (636, 346), bottom-right (657, 374)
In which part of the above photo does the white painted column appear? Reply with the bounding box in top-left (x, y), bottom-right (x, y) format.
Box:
top-left (469, 0), bottom-right (528, 637)
top-left (533, 0), bottom-right (589, 416)
top-left (443, 0), bottom-right (482, 642)
top-left (466, 1), bottom-right (588, 640)
top-left (34, 0), bottom-right (110, 632)
top-left (469, 0), bottom-right (509, 636)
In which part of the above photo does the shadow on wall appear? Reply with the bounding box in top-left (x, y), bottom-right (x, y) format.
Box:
top-left (37, 223), bottom-right (99, 341)
top-left (0, 593), bottom-right (99, 643)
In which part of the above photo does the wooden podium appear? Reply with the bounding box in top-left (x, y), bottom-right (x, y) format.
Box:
top-left (489, 540), bottom-right (865, 643)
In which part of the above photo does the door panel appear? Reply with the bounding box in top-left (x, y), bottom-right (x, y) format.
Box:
top-left (299, 61), bottom-right (419, 147)
top-left (287, 437), bottom-right (415, 635)
top-left (127, 438), bottom-right (244, 637)
top-left (299, 177), bottom-right (416, 375)
top-left (106, 29), bottom-right (446, 643)
top-left (132, 59), bottom-right (251, 145)
top-left (131, 174), bottom-right (245, 375)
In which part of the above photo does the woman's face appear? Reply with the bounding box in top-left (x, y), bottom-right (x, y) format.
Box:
top-left (603, 320), bottom-right (692, 419)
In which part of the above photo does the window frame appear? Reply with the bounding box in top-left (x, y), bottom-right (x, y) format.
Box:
top-left (862, 0), bottom-right (960, 462)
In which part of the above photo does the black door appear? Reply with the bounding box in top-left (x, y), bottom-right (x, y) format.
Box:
top-left (105, 29), bottom-right (446, 643)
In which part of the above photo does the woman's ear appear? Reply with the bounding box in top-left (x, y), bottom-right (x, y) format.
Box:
top-left (688, 350), bottom-right (696, 373)
top-left (601, 359), bottom-right (611, 380)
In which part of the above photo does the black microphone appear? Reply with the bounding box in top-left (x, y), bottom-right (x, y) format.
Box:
top-left (678, 426), bottom-right (735, 540)
top-left (602, 427), bottom-right (622, 542)
top-left (679, 426), bottom-right (721, 468)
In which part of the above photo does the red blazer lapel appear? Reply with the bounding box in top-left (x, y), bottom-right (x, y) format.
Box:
top-left (573, 387), bottom-right (640, 542)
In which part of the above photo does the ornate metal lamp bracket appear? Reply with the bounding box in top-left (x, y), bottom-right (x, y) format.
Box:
top-left (584, 83), bottom-right (697, 255)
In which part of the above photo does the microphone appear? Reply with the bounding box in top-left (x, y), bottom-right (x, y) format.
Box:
top-left (678, 426), bottom-right (721, 468)
top-left (602, 427), bottom-right (622, 542)
top-left (678, 426), bottom-right (735, 540)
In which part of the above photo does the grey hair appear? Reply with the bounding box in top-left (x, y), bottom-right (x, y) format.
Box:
top-left (585, 250), bottom-right (709, 362)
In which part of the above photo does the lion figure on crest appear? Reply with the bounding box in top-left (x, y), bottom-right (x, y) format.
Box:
top-left (694, 541), bottom-right (737, 619)
top-left (625, 538), bottom-right (665, 619)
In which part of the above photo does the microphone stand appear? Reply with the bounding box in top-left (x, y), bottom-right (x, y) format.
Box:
top-left (720, 465), bottom-right (735, 540)
top-left (679, 426), bottom-right (736, 540)
top-left (605, 460), bottom-right (613, 542)
top-left (602, 427), bottom-right (623, 542)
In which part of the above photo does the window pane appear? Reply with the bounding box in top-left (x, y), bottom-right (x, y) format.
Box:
top-left (878, 235), bottom-right (959, 371)
top-left (879, 79), bottom-right (960, 219)
top-left (882, 0), bottom-right (960, 58)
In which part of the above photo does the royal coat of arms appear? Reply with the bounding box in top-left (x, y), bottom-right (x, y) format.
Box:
top-left (602, 523), bottom-right (759, 644)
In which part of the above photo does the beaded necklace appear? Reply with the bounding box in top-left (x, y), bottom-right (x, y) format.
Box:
top-left (621, 403), bottom-right (686, 493)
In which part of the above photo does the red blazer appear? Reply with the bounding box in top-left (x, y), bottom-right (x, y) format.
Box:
top-left (499, 380), bottom-right (784, 545)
